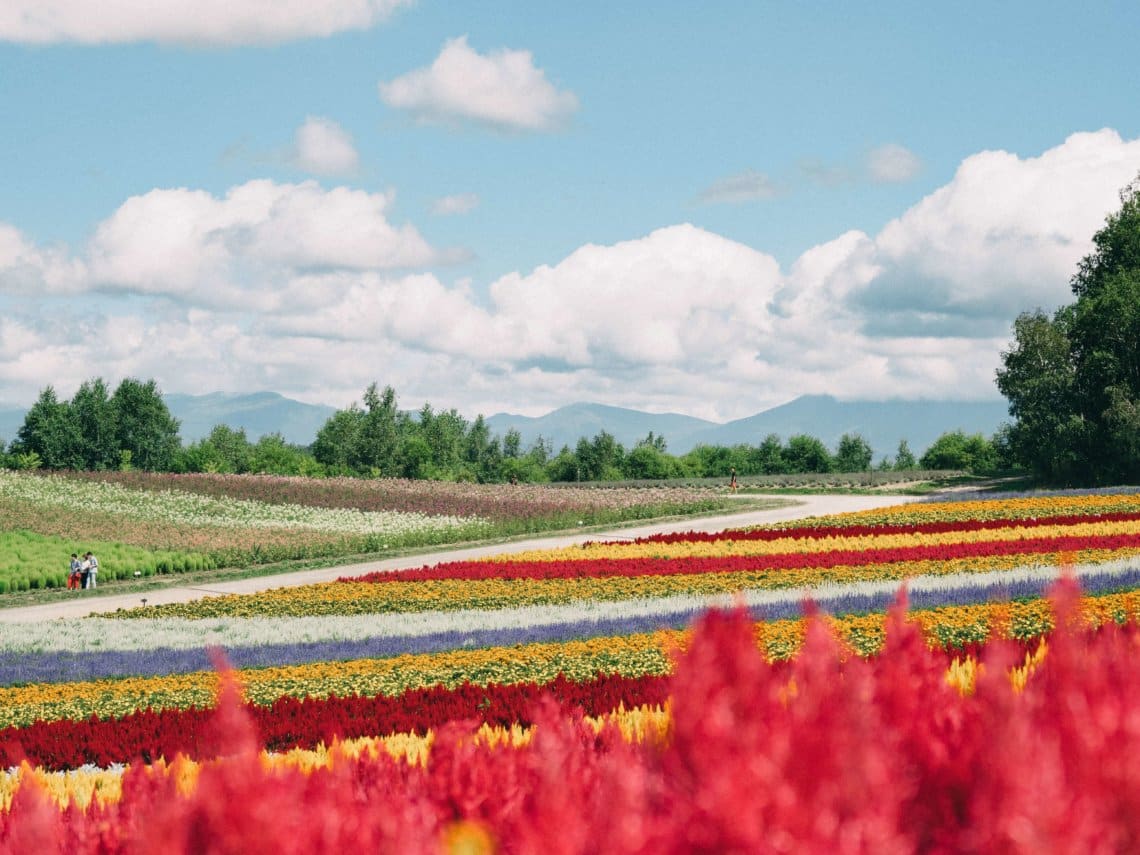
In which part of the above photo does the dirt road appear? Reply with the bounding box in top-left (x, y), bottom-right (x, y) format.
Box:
top-left (0, 493), bottom-right (918, 623)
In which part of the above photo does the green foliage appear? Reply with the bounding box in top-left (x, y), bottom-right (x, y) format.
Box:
top-left (893, 439), bottom-right (917, 471)
top-left (750, 434), bottom-right (786, 474)
top-left (545, 446), bottom-right (581, 482)
top-left (175, 424), bottom-right (255, 474)
top-left (71, 378), bottom-right (119, 470)
top-left (679, 443), bottom-right (738, 477)
top-left (573, 431), bottom-right (625, 481)
top-left (998, 174), bottom-right (1140, 484)
top-left (624, 444), bottom-right (681, 480)
top-left (110, 378), bottom-right (181, 471)
top-left (834, 433), bottom-right (874, 472)
top-left (352, 383), bottom-right (400, 476)
top-left (0, 530), bottom-right (213, 594)
top-left (248, 433), bottom-right (318, 476)
top-left (502, 427), bottom-right (523, 459)
top-left (919, 430), bottom-right (997, 474)
top-left (312, 407), bottom-right (364, 473)
top-left (14, 451), bottom-right (42, 471)
top-left (398, 433), bottom-right (434, 479)
top-left (11, 386), bottom-right (82, 470)
top-left (784, 434), bottom-right (833, 474)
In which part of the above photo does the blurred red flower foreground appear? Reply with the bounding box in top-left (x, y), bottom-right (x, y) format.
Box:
top-left (4, 580), bottom-right (1140, 854)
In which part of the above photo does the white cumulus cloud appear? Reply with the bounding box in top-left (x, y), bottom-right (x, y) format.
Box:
top-left (379, 36), bottom-right (579, 132)
top-left (1, 180), bottom-right (443, 310)
top-left (0, 0), bottom-right (412, 46)
top-left (84, 180), bottom-right (439, 303)
top-left (3, 128), bottom-right (1139, 421)
top-left (292, 117), bottom-right (359, 176)
top-left (850, 128), bottom-right (1140, 336)
top-left (258, 224), bottom-right (784, 379)
top-left (0, 223), bottom-right (88, 295)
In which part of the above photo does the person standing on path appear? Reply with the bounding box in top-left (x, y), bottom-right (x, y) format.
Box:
top-left (84, 551), bottom-right (99, 589)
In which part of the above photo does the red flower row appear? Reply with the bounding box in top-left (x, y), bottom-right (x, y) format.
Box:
top-left (344, 530), bottom-right (1140, 583)
top-left (0, 672), bottom-right (669, 773)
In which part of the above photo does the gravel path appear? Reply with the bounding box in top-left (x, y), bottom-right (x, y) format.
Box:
top-left (0, 493), bottom-right (918, 624)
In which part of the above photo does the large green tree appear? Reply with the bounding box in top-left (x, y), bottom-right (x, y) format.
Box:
top-left (110, 378), bottom-right (181, 471)
top-left (71, 378), bottom-right (118, 470)
top-left (11, 386), bottom-right (81, 469)
top-left (834, 433), bottom-right (874, 473)
top-left (351, 383), bottom-right (399, 475)
top-left (312, 406), bottom-right (364, 473)
top-left (997, 175), bottom-right (1140, 484)
top-left (783, 434), bottom-right (832, 473)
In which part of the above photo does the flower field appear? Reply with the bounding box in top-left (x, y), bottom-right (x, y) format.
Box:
top-left (0, 471), bottom-right (731, 586)
top-left (3, 490), bottom-right (1140, 851)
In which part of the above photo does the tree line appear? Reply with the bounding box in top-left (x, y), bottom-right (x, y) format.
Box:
top-left (1, 378), bottom-right (1001, 482)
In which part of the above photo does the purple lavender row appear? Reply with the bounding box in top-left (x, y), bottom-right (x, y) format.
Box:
top-left (4, 569), bottom-right (1139, 687)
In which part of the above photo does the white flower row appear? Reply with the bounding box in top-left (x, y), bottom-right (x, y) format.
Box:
top-left (3, 556), bottom-right (1135, 654)
top-left (0, 471), bottom-right (489, 536)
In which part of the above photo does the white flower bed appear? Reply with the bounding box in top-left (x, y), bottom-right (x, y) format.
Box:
top-left (0, 471), bottom-right (488, 537)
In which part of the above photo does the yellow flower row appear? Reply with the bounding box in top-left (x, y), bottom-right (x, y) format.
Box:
top-left (119, 546), bottom-right (1140, 620)
top-left (497, 517), bottom-right (1140, 562)
top-left (0, 704), bottom-right (673, 810)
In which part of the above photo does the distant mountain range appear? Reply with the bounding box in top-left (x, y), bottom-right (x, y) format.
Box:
top-left (486, 396), bottom-right (1010, 459)
top-left (0, 391), bottom-right (1011, 459)
top-left (163, 392), bottom-right (336, 446)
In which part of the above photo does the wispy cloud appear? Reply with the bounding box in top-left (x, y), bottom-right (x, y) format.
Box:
top-left (432, 193), bottom-right (479, 216)
top-left (696, 170), bottom-right (779, 204)
top-left (867, 143), bottom-right (922, 183)
top-left (799, 158), bottom-right (853, 187)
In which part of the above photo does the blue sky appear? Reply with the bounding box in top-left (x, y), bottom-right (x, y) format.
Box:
top-left (2, 1), bottom-right (1139, 421)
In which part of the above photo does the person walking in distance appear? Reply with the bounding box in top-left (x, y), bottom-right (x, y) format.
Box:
top-left (729, 467), bottom-right (739, 493)
top-left (84, 551), bottom-right (99, 589)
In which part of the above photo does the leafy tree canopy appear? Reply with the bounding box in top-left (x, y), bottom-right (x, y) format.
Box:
top-left (997, 174), bottom-right (1140, 484)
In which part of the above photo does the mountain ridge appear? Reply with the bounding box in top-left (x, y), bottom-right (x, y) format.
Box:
top-left (485, 395), bottom-right (1009, 458)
